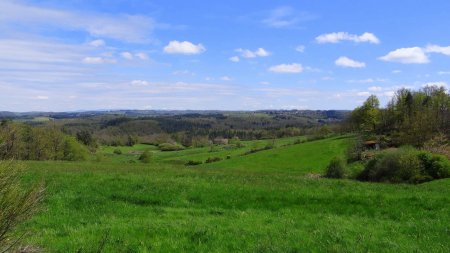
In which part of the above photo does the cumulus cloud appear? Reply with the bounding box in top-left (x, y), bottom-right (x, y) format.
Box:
top-left (425, 45), bottom-right (450, 56)
top-left (229, 56), bottom-right (240, 62)
top-left (368, 86), bottom-right (383, 91)
top-left (121, 52), bottom-right (134, 60)
top-left (163, 40), bottom-right (206, 55)
top-left (316, 32), bottom-right (380, 44)
top-left (269, 63), bottom-right (303, 73)
top-left (335, 57), bottom-right (366, 68)
top-left (236, 48), bottom-right (270, 58)
top-left (379, 47), bottom-right (429, 64)
top-left (135, 52), bottom-right (149, 60)
top-left (89, 39), bottom-right (105, 47)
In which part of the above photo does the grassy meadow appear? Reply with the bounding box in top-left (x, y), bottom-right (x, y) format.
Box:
top-left (18, 136), bottom-right (450, 252)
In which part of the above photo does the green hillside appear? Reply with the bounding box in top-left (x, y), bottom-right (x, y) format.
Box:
top-left (16, 135), bottom-right (450, 252)
top-left (204, 136), bottom-right (351, 174)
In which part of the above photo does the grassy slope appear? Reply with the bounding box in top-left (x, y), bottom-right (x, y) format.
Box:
top-left (19, 136), bottom-right (450, 252)
top-left (203, 136), bottom-right (350, 174)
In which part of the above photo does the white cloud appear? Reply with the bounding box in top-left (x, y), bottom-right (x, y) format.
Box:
top-left (392, 70), bottom-right (402, 74)
top-left (379, 47), bottom-right (429, 64)
top-left (236, 48), bottom-right (270, 58)
top-left (368, 86), bottom-right (383, 92)
top-left (316, 32), bottom-right (380, 44)
top-left (348, 78), bottom-right (375, 83)
top-left (172, 70), bottom-right (194, 76)
top-left (423, 81), bottom-right (448, 89)
top-left (269, 63), bottom-right (303, 73)
top-left (335, 56), bottom-right (366, 68)
top-left (295, 45), bottom-right (305, 53)
top-left (438, 71), bottom-right (450, 75)
top-left (425, 45), bottom-right (450, 56)
top-left (163, 40), bottom-right (206, 55)
top-left (348, 78), bottom-right (387, 84)
top-left (383, 91), bottom-right (395, 97)
top-left (260, 81), bottom-right (270, 85)
top-left (229, 56), bottom-right (240, 62)
top-left (220, 76), bottom-right (233, 81)
top-left (135, 52), bottom-right (149, 60)
top-left (82, 57), bottom-right (115, 64)
top-left (36, 95), bottom-right (49, 100)
top-left (0, 0), bottom-right (156, 43)
top-left (130, 80), bottom-right (150, 86)
top-left (121, 52), bottom-right (134, 60)
top-left (89, 39), bottom-right (105, 47)
top-left (262, 6), bottom-right (316, 28)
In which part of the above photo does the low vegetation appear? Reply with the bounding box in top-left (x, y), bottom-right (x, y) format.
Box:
top-left (0, 161), bottom-right (43, 252)
top-left (358, 147), bottom-right (450, 183)
top-left (324, 156), bottom-right (347, 179)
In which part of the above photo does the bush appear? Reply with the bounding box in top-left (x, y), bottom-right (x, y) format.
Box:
top-left (205, 157), bottom-right (222, 163)
top-left (62, 137), bottom-right (89, 161)
top-left (185, 160), bottom-right (202, 166)
top-left (324, 157), bottom-right (347, 179)
top-left (159, 143), bottom-right (185, 151)
top-left (139, 150), bottom-right (152, 163)
top-left (113, 148), bottom-right (122, 155)
top-left (0, 161), bottom-right (44, 251)
top-left (357, 147), bottom-right (450, 184)
top-left (417, 152), bottom-right (450, 179)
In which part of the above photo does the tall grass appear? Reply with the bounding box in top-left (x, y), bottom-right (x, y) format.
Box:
top-left (0, 161), bottom-right (44, 252)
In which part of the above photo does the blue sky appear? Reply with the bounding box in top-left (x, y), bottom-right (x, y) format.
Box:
top-left (1, 0), bottom-right (449, 111)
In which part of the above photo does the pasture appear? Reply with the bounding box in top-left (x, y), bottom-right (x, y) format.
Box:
top-left (18, 136), bottom-right (450, 252)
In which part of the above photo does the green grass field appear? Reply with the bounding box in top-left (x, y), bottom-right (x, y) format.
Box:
top-left (18, 136), bottom-right (450, 252)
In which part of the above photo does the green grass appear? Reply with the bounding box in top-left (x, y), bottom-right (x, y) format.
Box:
top-left (17, 136), bottom-right (450, 252)
top-left (204, 136), bottom-right (350, 174)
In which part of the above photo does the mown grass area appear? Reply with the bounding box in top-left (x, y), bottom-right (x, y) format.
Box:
top-left (18, 136), bottom-right (450, 252)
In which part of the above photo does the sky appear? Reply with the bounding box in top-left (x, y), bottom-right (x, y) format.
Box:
top-left (1, 0), bottom-right (449, 112)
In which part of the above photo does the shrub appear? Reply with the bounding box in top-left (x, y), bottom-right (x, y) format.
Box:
top-left (357, 147), bottom-right (450, 184)
top-left (94, 153), bottom-right (105, 162)
top-left (62, 137), bottom-right (89, 161)
top-left (159, 143), bottom-right (185, 151)
top-left (139, 150), bottom-right (152, 163)
top-left (324, 157), bottom-right (347, 179)
top-left (113, 148), bottom-right (122, 155)
top-left (205, 157), bottom-right (222, 163)
top-left (417, 152), bottom-right (450, 179)
top-left (185, 160), bottom-right (202, 166)
top-left (0, 161), bottom-right (44, 251)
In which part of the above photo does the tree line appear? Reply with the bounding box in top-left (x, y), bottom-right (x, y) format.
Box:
top-left (0, 120), bottom-right (89, 161)
top-left (348, 85), bottom-right (449, 147)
